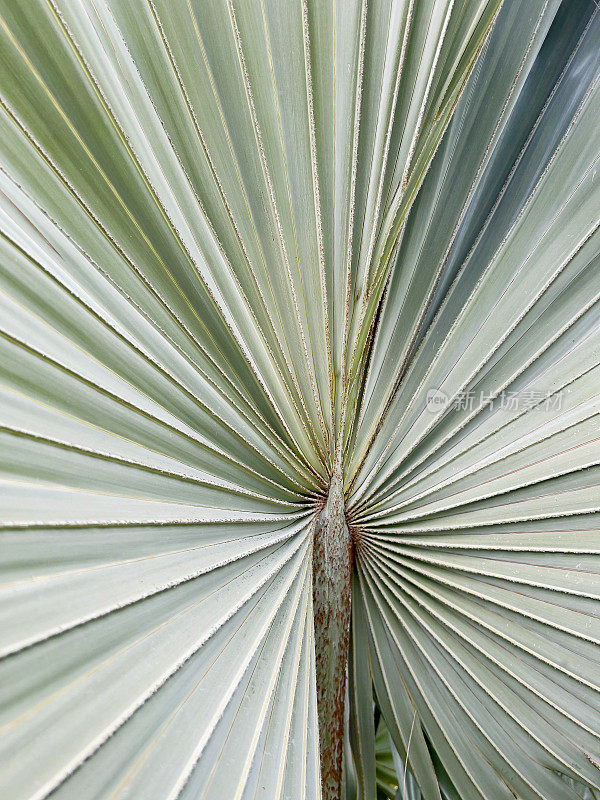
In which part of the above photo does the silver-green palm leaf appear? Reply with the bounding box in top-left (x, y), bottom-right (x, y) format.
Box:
top-left (0, 0), bottom-right (599, 799)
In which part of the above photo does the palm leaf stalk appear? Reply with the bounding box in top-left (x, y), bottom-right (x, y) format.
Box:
top-left (0, 0), bottom-right (599, 799)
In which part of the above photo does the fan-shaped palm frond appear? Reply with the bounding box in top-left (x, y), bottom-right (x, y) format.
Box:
top-left (0, 0), bottom-right (599, 799)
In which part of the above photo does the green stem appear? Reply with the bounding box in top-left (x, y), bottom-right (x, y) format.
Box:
top-left (312, 457), bottom-right (352, 800)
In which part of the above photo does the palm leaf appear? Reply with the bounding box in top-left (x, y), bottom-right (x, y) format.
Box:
top-left (0, 0), bottom-right (599, 798)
